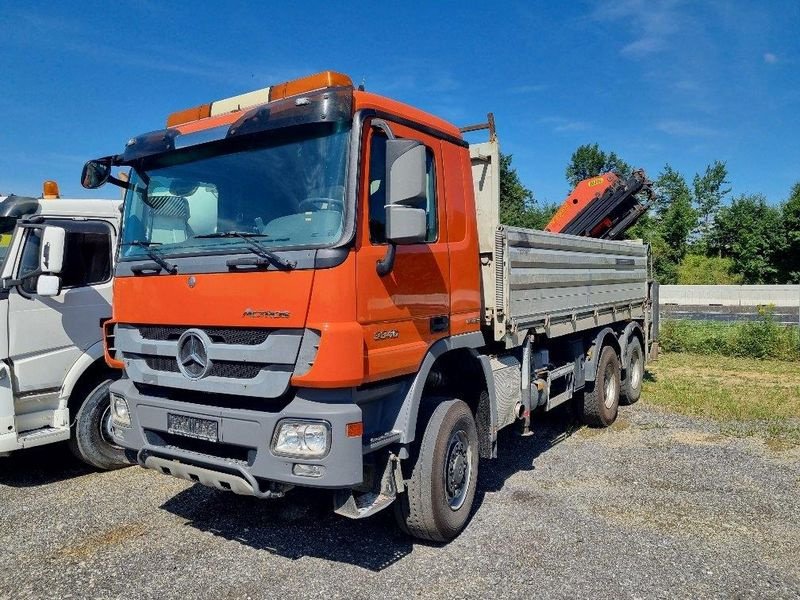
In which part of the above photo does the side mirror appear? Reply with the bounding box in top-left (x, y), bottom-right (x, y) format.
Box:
top-left (385, 140), bottom-right (427, 245)
top-left (36, 274), bottom-right (61, 297)
top-left (81, 159), bottom-right (112, 189)
top-left (40, 226), bottom-right (66, 274)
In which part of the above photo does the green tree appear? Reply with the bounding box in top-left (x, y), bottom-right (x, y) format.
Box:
top-left (565, 143), bottom-right (631, 188)
top-left (780, 181), bottom-right (800, 282)
top-left (676, 254), bottom-right (743, 284)
top-left (709, 194), bottom-right (785, 283)
top-left (499, 153), bottom-right (556, 229)
top-left (692, 160), bottom-right (730, 246)
top-left (650, 165), bottom-right (698, 283)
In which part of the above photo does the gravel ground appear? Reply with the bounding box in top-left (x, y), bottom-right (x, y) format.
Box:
top-left (1, 402), bottom-right (799, 600)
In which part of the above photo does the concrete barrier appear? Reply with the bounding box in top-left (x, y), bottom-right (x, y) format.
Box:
top-left (660, 285), bottom-right (800, 307)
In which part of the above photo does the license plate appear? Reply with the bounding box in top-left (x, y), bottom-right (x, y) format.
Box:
top-left (167, 413), bottom-right (219, 442)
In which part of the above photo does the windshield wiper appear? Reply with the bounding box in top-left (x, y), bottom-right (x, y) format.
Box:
top-left (125, 241), bottom-right (178, 275)
top-left (194, 232), bottom-right (295, 270)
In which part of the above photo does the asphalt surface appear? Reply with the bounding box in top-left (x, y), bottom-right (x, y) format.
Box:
top-left (2, 403), bottom-right (799, 600)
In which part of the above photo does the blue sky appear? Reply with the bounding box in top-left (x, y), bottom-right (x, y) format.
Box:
top-left (1, 1), bottom-right (798, 206)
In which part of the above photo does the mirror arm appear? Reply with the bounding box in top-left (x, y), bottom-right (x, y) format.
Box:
top-left (371, 119), bottom-right (396, 140)
top-left (107, 174), bottom-right (134, 190)
top-left (376, 243), bottom-right (396, 277)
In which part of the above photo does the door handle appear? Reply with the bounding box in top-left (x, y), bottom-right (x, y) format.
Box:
top-left (430, 315), bottom-right (449, 333)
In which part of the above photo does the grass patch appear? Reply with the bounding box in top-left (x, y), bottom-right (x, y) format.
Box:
top-left (643, 352), bottom-right (800, 448)
top-left (659, 309), bottom-right (800, 361)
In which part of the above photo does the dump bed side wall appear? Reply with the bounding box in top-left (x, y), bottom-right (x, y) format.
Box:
top-left (496, 226), bottom-right (649, 342)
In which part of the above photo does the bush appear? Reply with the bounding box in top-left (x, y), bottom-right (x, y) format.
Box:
top-left (660, 307), bottom-right (800, 361)
top-left (676, 254), bottom-right (743, 285)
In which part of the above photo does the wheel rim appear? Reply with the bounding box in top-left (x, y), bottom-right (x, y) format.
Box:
top-left (630, 350), bottom-right (643, 391)
top-left (603, 363), bottom-right (618, 409)
top-left (444, 429), bottom-right (472, 511)
top-left (99, 404), bottom-right (123, 449)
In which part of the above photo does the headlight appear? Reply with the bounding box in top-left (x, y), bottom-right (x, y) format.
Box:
top-left (111, 394), bottom-right (131, 428)
top-left (272, 420), bottom-right (330, 458)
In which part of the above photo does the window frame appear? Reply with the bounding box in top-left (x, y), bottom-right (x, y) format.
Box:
top-left (15, 218), bottom-right (115, 294)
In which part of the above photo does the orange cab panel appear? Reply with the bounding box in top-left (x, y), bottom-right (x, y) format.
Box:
top-left (113, 271), bottom-right (314, 329)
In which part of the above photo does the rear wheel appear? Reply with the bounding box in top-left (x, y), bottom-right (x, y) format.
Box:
top-left (394, 399), bottom-right (479, 542)
top-left (621, 338), bottom-right (644, 405)
top-left (582, 345), bottom-right (621, 427)
top-left (69, 378), bottom-right (129, 470)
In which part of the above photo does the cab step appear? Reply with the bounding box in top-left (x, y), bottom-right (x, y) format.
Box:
top-left (18, 426), bottom-right (69, 448)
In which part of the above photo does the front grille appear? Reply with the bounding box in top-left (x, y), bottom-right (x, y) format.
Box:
top-left (145, 356), bottom-right (180, 373)
top-left (144, 356), bottom-right (265, 379)
top-left (135, 383), bottom-right (293, 412)
top-left (137, 325), bottom-right (270, 345)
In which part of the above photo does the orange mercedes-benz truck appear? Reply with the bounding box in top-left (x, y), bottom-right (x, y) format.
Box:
top-left (80, 71), bottom-right (657, 541)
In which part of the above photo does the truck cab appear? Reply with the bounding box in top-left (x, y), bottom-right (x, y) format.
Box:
top-left (0, 193), bottom-right (128, 469)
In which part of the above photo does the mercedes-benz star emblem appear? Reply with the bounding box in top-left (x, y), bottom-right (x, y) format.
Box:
top-left (176, 329), bottom-right (211, 380)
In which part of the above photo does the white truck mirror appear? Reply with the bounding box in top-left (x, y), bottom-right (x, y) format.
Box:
top-left (36, 274), bottom-right (61, 297)
top-left (385, 140), bottom-right (427, 245)
top-left (40, 226), bottom-right (66, 274)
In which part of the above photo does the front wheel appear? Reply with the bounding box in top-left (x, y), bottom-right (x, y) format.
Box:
top-left (394, 399), bottom-right (479, 542)
top-left (69, 378), bottom-right (129, 470)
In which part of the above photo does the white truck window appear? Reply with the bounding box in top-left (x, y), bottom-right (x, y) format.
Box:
top-left (18, 221), bottom-right (112, 294)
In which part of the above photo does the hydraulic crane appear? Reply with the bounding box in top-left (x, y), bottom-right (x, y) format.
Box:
top-left (545, 170), bottom-right (654, 240)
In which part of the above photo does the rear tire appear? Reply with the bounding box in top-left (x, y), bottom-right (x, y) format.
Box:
top-left (621, 338), bottom-right (644, 405)
top-left (582, 345), bottom-right (621, 427)
top-left (69, 378), bottom-right (129, 470)
top-left (393, 399), bottom-right (479, 542)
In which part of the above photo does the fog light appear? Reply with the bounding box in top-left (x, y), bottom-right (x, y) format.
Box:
top-left (111, 394), bottom-right (131, 428)
top-left (293, 464), bottom-right (326, 478)
top-left (272, 420), bottom-right (330, 458)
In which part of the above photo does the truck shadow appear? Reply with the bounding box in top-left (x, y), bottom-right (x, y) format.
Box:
top-left (0, 443), bottom-right (93, 487)
top-left (159, 404), bottom-right (580, 572)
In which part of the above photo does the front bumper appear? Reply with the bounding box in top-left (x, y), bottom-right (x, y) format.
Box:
top-left (110, 379), bottom-right (363, 492)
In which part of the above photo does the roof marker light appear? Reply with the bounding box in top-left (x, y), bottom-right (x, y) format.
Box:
top-left (165, 71), bottom-right (353, 127)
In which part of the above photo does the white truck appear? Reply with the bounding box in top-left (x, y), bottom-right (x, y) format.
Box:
top-left (0, 192), bottom-right (128, 469)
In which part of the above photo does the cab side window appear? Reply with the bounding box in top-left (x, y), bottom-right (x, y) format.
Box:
top-left (18, 222), bottom-right (113, 294)
top-left (368, 132), bottom-right (438, 244)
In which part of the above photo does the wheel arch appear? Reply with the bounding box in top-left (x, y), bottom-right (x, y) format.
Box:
top-left (619, 321), bottom-right (645, 376)
top-left (394, 333), bottom-right (495, 455)
top-left (584, 327), bottom-right (621, 384)
top-left (60, 341), bottom-right (120, 415)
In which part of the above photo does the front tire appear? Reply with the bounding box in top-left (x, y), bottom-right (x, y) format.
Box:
top-left (69, 378), bottom-right (129, 470)
top-left (582, 345), bottom-right (621, 427)
top-left (394, 399), bottom-right (479, 542)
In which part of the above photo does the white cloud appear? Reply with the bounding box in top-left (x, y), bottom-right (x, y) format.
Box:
top-left (763, 52), bottom-right (778, 64)
top-left (656, 119), bottom-right (718, 137)
top-left (540, 117), bottom-right (591, 133)
top-left (591, 0), bottom-right (683, 59)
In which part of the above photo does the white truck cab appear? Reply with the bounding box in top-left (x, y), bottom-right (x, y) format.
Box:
top-left (0, 193), bottom-right (127, 469)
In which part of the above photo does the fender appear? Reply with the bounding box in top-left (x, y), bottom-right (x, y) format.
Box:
top-left (393, 332), bottom-right (487, 446)
top-left (619, 321), bottom-right (644, 373)
top-left (584, 327), bottom-right (620, 383)
top-left (58, 340), bottom-right (107, 409)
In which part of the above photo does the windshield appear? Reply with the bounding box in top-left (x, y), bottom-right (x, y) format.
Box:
top-left (120, 122), bottom-right (350, 260)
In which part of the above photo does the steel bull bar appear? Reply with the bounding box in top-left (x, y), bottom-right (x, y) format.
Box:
top-left (136, 446), bottom-right (293, 499)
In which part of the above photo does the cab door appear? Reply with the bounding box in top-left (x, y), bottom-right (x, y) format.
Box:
top-left (355, 119), bottom-right (450, 382)
top-left (7, 219), bottom-right (114, 398)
